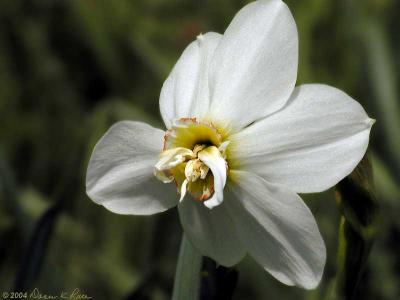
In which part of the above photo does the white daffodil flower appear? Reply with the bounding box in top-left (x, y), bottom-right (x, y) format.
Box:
top-left (86, 0), bottom-right (374, 289)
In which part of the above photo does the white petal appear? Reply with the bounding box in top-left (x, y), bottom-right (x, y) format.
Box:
top-left (160, 32), bottom-right (222, 128)
top-left (178, 198), bottom-right (246, 267)
top-left (86, 121), bottom-right (177, 215)
top-left (226, 171), bottom-right (326, 289)
top-left (198, 146), bottom-right (227, 209)
top-left (230, 84), bottom-right (374, 193)
top-left (208, 0), bottom-right (298, 131)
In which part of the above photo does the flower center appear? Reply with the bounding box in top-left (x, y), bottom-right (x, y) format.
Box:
top-left (154, 118), bottom-right (229, 207)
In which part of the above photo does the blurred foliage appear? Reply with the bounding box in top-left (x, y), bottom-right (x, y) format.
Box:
top-left (0, 0), bottom-right (399, 299)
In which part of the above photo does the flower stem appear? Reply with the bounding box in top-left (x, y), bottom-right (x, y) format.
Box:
top-left (172, 234), bottom-right (202, 300)
top-left (331, 154), bottom-right (379, 299)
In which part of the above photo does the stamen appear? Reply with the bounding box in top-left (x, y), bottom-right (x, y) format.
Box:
top-left (184, 158), bottom-right (210, 183)
top-left (200, 164), bottom-right (209, 180)
top-left (193, 144), bottom-right (206, 155)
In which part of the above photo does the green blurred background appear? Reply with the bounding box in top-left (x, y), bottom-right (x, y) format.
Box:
top-left (0, 0), bottom-right (399, 299)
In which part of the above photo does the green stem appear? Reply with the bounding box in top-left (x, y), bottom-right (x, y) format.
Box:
top-left (330, 155), bottom-right (379, 300)
top-left (172, 234), bottom-right (202, 300)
